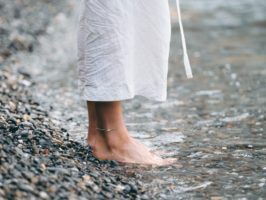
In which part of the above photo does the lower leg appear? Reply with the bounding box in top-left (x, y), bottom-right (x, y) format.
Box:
top-left (87, 101), bottom-right (129, 145)
top-left (87, 101), bottom-right (97, 145)
top-left (94, 101), bottom-right (130, 146)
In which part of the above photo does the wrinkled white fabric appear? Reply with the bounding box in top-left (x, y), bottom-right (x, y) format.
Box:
top-left (77, 0), bottom-right (171, 102)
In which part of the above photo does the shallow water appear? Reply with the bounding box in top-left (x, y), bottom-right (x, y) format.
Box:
top-left (11, 0), bottom-right (266, 198)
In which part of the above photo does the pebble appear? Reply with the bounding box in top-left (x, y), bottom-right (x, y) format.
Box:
top-left (39, 191), bottom-right (49, 200)
top-left (18, 184), bottom-right (35, 193)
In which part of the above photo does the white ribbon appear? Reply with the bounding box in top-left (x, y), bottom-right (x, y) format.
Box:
top-left (176, 0), bottom-right (193, 78)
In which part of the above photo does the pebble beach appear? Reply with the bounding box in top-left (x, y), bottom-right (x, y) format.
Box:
top-left (1, 0), bottom-right (266, 199)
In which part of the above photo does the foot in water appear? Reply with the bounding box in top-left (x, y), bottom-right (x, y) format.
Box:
top-left (87, 126), bottom-right (176, 166)
top-left (86, 101), bottom-right (176, 166)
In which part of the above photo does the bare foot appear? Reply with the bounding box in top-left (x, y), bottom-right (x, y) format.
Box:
top-left (87, 128), bottom-right (176, 166)
top-left (109, 137), bottom-right (175, 166)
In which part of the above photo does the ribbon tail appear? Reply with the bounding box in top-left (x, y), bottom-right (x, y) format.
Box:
top-left (176, 0), bottom-right (193, 79)
top-left (184, 53), bottom-right (193, 78)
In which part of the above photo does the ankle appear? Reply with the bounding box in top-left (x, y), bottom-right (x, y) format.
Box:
top-left (105, 129), bottom-right (131, 149)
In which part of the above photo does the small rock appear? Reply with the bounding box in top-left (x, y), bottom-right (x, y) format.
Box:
top-left (39, 191), bottom-right (49, 199)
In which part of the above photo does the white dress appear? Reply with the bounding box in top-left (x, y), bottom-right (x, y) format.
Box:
top-left (77, 0), bottom-right (191, 102)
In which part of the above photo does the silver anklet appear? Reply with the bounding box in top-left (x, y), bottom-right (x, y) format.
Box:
top-left (96, 127), bottom-right (117, 133)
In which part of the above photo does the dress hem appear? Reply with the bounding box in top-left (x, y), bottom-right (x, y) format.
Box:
top-left (80, 93), bottom-right (167, 102)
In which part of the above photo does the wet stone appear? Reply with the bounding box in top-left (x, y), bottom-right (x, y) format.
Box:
top-left (8, 124), bottom-right (19, 133)
top-left (20, 130), bottom-right (29, 138)
top-left (18, 184), bottom-right (35, 193)
top-left (39, 191), bottom-right (49, 200)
